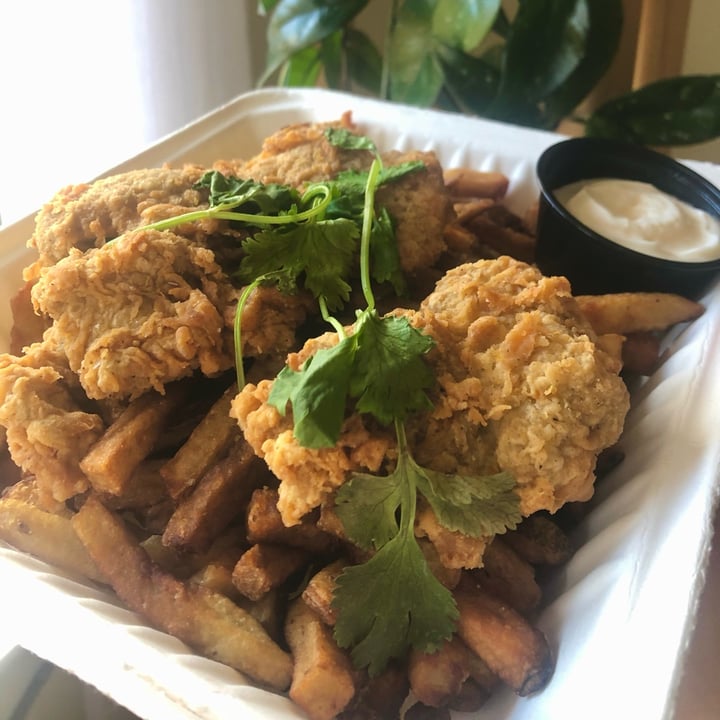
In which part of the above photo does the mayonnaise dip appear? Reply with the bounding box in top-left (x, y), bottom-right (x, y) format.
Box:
top-left (554, 178), bottom-right (720, 262)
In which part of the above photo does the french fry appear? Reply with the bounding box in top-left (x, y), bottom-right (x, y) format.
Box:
top-left (576, 292), bottom-right (704, 335)
top-left (162, 438), bottom-right (268, 554)
top-left (464, 212), bottom-right (537, 263)
top-left (471, 537), bottom-right (542, 614)
top-left (447, 677), bottom-right (491, 712)
top-left (345, 661), bottom-right (409, 720)
top-left (72, 495), bottom-right (293, 691)
top-left (160, 383), bottom-right (238, 499)
top-left (408, 636), bottom-right (471, 708)
top-left (502, 514), bottom-right (573, 567)
top-left (444, 168), bottom-right (509, 200)
top-left (80, 385), bottom-right (185, 496)
top-left (285, 598), bottom-right (357, 720)
top-left (404, 703), bottom-right (451, 720)
top-left (454, 579), bottom-right (554, 696)
top-left (302, 558), bottom-right (347, 626)
top-left (621, 331), bottom-right (662, 375)
top-left (98, 459), bottom-right (170, 510)
top-left (0, 494), bottom-right (103, 582)
top-left (247, 487), bottom-right (337, 555)
top-left (232, 543), bottom-right (309, 601)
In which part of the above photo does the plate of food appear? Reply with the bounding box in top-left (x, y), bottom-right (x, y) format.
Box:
top-left (1, 87), bottom-right (719, 720)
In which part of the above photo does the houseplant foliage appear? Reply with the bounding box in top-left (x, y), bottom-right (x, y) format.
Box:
top-left (258, 0), bottom-right (720, 147)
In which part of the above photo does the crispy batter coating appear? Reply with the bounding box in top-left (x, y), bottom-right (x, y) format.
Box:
top-left (31, 229), bottom-right (234, 400)
top-left (216, 119), bottom-right (453, 276)
top-left (26, 165), bottom-right (206, 278)
top-left (0, 330), bottom-right (104, 501)
top-left (233, 257), bottom-right (629, 552)
top-left (411, 256), bottom-right (629, 516)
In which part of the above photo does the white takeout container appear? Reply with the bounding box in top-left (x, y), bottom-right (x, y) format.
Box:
top-left (1, 88), bottom-right (720, 720)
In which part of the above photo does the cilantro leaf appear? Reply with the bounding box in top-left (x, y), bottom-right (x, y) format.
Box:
top-left (195, 170), bottom-right (298, 214)
top-left (268, 336), bottom-right (358, 448)
top-left (369, 208), bottom-right (406, 295)
top-left (325, 127), bottom-right (378, 154)
top-left (332, 527), bottom-right (457, 677)
top-left (333, 471), bottom-right (401, 550)
top-left (239, 218), bottom-right (359, 310)
top-left (350, 312), bottom-right (435, 424)
top-left (414, 466), bottom-right (522, 537)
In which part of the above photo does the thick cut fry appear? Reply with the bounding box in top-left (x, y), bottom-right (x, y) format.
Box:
top-left (162, 438), bottom-right (267, 554)
top-left (285, 598), bottom-right (356, 720)
top-left (80, 386), bottom-right (185, 495)
top-left (98, 459), bottom-right (170, 510)
top-left (404, 703), bottom-right (451, 720)
top-left (472, 537), bottom-right (542, 614)
top-left (621, 331), bottom-right (662, 375)
top-left (448, 677), bottom-right (490, 712)
top-left (72, 495), bottom-right (292, 691)
top-left (302, 558), bottom-right (347, 626)
top-left (444, 168), bottom-right (509, 200)
top-left (349, 662), bottom-right (409, 720)
top-left (247, 488), bottom-right (337, 555)
top-left (160, 383), bottom-right (238, 499)
top-left (576, 292), bottom-right (704, 335)
top-left (502, 514), bottom-right (572, 566)
top-left (232, 543), bottom-right (309, 601)
top-left (408, 636), bottom-right (471, 708)
top-left (465, 214), bottom-right (536, 263)
top-left (454, 581), bottom-right (554, 696)
top-left (0, 496), bottom-right (103, 582)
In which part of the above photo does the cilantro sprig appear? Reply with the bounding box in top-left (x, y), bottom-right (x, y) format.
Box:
top-left (140, 128), bottom-right (423, 386)
top-left (266, 145), bottom-right (522, 676)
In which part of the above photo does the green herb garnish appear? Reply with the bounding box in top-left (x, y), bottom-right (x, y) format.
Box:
top-left (266, 151), bottom-right (522, 676)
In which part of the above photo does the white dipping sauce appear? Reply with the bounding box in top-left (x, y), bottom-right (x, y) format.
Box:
top-left (554, 178), bottom-right (720, 262)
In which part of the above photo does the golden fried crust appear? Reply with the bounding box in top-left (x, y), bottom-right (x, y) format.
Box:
top-left (231, 380), bottom-right (391, 527)
top-left (27, 165), bottom-right (206, 278)
top-left (213, 116), bottom-right (365, 189)
top-left (0, 332), bottom-right (104, 501)
top-left (412, 256), bottom-right (630, 515)
top-left (31, 229), bottom-right (234, 400)
top-left (235, 256), bottom-right (629, 540)
top-left (377, 150), bottom-right (453, 274)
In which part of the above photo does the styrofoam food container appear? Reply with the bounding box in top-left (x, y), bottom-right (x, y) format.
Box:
top-left (1, 88), bottom-right (719, 720)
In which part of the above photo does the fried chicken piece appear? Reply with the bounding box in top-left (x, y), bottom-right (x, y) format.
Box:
top-left (233, 257), bottom-right (629, 555)
top-left (0, 329), bottom-right (104, 501)
top-left (213, 114), bottom-right (366, 188)
top-left (377, 149), bottom-right (454, 274)
top-left (26, 165), bottom-right (207, 279)
top-left (410, 256), bottom-right (629, 516)
top-left (227, 284), bottom-right (315, 359)
top-left (232, 378), bottom-right (391, 527)
top-left (215, 118), bottom-right (452, 276)
top-left (31, 229), bottom-right (234, 401)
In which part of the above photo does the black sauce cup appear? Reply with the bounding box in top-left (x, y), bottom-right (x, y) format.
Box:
top-left (535, 137), bottom-right (720, 298)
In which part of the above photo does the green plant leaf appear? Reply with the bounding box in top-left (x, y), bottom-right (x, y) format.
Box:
top-left (279, 45), bottom-right (323, 87)
top-left (388, 0), bottom-right (444, 106)
top-left (257, 0), bottom-right (279, 16)
top-left (585, 75), bottom-right (720, 146)
top-left (263, 0), bottom-right (367, 83)
top-left (269, 336), bottom-right (358, 448)
top-left (491, 0), bottom-right (590, 123)
top-left (345, 27), bottom-right (383, 95)
top-left (435, 43), bottom-right (500, 115)
top-left (432, 0), bottom-right (500, 52)
top-left (319, 30), bottom-right (344, 89)
top-left (543, 0), bottom-right (623, 128)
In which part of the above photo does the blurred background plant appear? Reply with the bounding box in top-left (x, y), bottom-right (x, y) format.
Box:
top-left (256, 0), bottom-right (720, 149)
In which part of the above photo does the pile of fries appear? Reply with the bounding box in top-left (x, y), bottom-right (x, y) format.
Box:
top-left (0, 161), bottom-right (707, 720)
